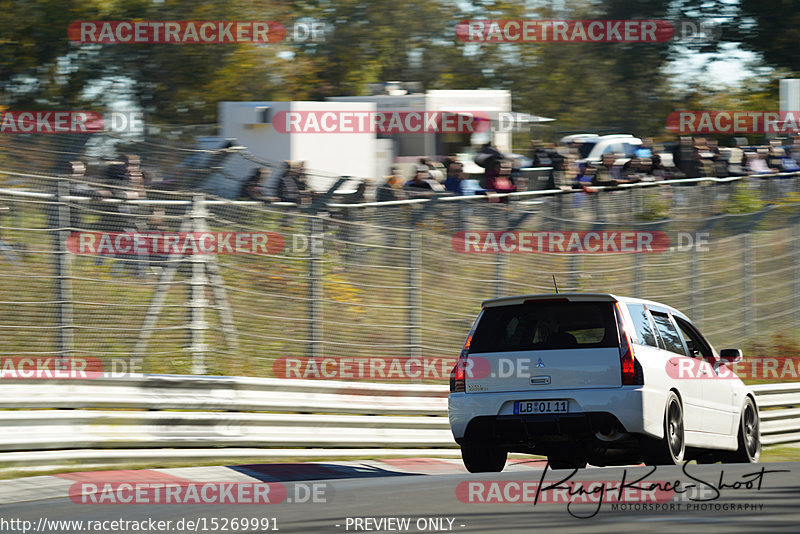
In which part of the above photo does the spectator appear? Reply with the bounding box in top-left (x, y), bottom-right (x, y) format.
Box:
top-left (530, 140), bottom-right (553, 167)
top-left (650, 154), bottom-right (678, 180)
top-left (634, 138), bottom-right (654, 158)
top-left (99, 154), bottom-right (146, 233)
top-left (95, 154), bottom-right (150, 276)
top-left (239, 167), bottom-right (269, 200)
top-left (704, 139), bottom-right (730, 177)
top-left (548, 143), bottom-right (565, 171)
top-left (423, 158), bottom-right (446, 183)
top-left (485, 160), bottom-right (516, 202)
top-left (574, 160), bottom-right (596, 187)
top-left (550, 145), bottom-right (569, 188)
top-left (790, 137), bottom-right (800, 166)
top-left (481, 158), bottom-right (501, 190)
top-left (694, 137), bottom-right (717, 177)
top-left (55, 161), bottom-right (113, 230)
top-left (768, 141), bottom-right (799, 171)
top-left (442, 155), bottom-right (458, 173)
top-left (725, 145), bottom-right (746, 176)
top-left (475, 143), bottom-right (503, 170)
top-left (405, 166), bottom-right (433, 190)
top-left (444, 162), bottom-right (465, 195)
top-left (460, 175), bottom-right (487, 195)
top-left (405, 166), bottom-right (443, 192)
top-left (264, 161), bottom-right (301, 203)
top-left (621, 157), bottom-right (649, 183)
top-left (592, 154), bottom-right (623, 186)
top-left (673, 136), bottom-right (699, 178)
top-left (377, 172), bottom-right (406, 202)
top-left (294, 161), bottom-right (309, 190)
top-left (747, 149), bottom-right (778, 175)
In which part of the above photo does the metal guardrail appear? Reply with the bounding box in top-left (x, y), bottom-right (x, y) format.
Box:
top-left (0, 375), bottom-right (451, 465)
top-left (751, 383), bottom-right (800, 445)
top-left (2, 168), bottom-right (799, 208)
top-left (0, 376), bottom-right (796, 470)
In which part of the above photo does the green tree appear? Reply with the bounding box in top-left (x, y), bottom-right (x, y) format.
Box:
top-left (0, 0), bottom-right (103, 108)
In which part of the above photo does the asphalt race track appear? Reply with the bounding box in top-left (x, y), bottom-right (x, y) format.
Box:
top-left (0, 461), bottom-right (798, 533)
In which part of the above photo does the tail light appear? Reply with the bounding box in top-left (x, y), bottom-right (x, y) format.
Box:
top-left (615, 303), bottom-right (643, 386)
top-left (450, 332), bottom-right (473, 393)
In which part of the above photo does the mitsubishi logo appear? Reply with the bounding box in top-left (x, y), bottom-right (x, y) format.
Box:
top-left (535, 358), bottom-right (545, 368)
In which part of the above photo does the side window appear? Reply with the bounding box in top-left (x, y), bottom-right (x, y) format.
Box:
top-left (675, 318), bottom-right (713, 360)
top-left (650, 312), bottom-right (688, 356)
top-left (626, 304), bottom-right (657, 347)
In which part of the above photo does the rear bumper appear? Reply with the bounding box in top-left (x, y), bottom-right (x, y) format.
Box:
top-left (449, 387), bottom-right (654, 444)
top-left (456, 412), bottom-right (629, 450)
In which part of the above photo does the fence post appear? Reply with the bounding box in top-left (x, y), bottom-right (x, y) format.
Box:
top-left (743, 233), bottom-right (753, 339)
top-left (629, 187), bottom-right (636, 219)
top-left (408, 227), bottom-right (422, 360)
top-left (593, 191), bottom-right (602, 221)
top-left (795, 220), bottom-right (800, 330)
top-left (54, 177), bottom-right (74, 360)
top-left (690, 250), bottom-right (701, 324)
top-left (189, 194), bottom-right (208, 374)
top-left (568, 254), bottom-right (580, 291)
top-left (308, 215), bottom-right (323, 359)
top-left (494, 207), bottom-right (508, 298)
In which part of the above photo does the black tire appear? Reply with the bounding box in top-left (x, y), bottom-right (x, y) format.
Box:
top-left (694, 451), bottom-right (721, 464)
top-left (461, 442), bottom-right (507, 473)
top-left (645, 391), bottom-right (685, 465)
top-left (728, 397), bottom-right (760, 463)
top-left (547, 454), bottom-right (588, 470)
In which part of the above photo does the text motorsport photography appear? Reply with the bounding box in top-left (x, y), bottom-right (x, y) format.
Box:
top-left (456, 463), bottom-right (786, 519)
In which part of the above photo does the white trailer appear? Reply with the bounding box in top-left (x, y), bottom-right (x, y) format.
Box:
top-left (218, 101), bottom-right (377, 192)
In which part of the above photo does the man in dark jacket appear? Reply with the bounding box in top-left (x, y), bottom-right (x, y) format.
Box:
top-left (264, 161), bottom-right (301, 203)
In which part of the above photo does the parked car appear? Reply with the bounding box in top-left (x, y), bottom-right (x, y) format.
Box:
top-left (560, 133), bottom-right (601, 159)
top-left (577, 134), bottom-right (643, 166)
top-left (448, 293), bottom-right (760, 471)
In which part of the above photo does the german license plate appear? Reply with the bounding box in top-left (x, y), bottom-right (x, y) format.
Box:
top-left (514, 399), bottom-right (568, 415)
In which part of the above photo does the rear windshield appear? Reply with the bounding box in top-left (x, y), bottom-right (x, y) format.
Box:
top-left (470, 301), bottom-right (619, 353)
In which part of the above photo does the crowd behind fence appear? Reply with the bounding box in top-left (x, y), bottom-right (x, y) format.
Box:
top-left (1, 166), bottom-right (800, 380)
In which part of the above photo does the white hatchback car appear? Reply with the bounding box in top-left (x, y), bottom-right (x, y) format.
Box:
top-left (448, 293), bottom-right (760, 471)
top-left (577, 134), bottom-right (643, 165)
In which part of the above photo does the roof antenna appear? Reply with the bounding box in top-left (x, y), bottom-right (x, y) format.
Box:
top-left (552, 274), bottom-right (559, 294)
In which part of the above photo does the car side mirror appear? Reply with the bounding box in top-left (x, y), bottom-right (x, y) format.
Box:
top-left (719, 348), bottom-right (743, 363)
